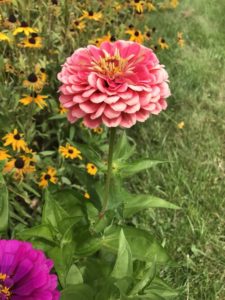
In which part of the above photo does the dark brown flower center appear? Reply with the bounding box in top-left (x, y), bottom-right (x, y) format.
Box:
top-left (161, 38), bottom-right (165, 43)
top-left (15, 158), bottom-right (25, 169)
top-left (14, 133), bottom-right (21, 140)
top-left (21, 21), bottom-right (28, 27)
top-left (28, 37), bottom-right (36, 44)
top-left (30, 92), bottom-right (37, 98)
top-left (88, 11), bottom-right (94, 16)
top-left (31, 32), bottom-right (38, 38)
top-left (8, 14), bottom-right (17, 23)
top-left (40, 68), bottom-right (45, 73)
top-left (28, 73), bottom-right (38, 82)
top-left (110, 35), bottom-right (116, 42)
top-left (68, 149), bottom-right (74, 154)
top-left (51, 0), bottom-right (58, 4)
top-left (134, 31), bottom-right (139, 36)
top-left (44, 174), bottom-right (51, 180)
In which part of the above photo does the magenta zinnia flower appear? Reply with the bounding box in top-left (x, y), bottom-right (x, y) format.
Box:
top-left (58, 40), bottom-right (170, 128)
top-left (0, 240), bottom-right (60, 300)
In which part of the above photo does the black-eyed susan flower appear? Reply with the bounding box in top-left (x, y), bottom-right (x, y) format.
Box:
top-left (3, 14), bottom-right (18, 29)
top-left (50, 0), bottom-right (61, 16)
top-left (170, 0), bottom-right (179, 8)
top-left (130, 0), bottom-right (145, 13)
top-left (113, 1), bottom-right (122, 10)
top-left (80, 10), bottom-right (102, 21)
top-left (158, 37), bottom-right (169, 49)
top-left (4, 62), bottom-right (16, 74)
top-left (2, 129), bottom-right (27, 152)
top-left (86, 163), bottom-right (98, 176)
top-left (0, 32), bottom-right (10, 42)
top-left (84, 192), bottom-right (90, 199)
top-left (59, 143), bottom-right (82, 160)
top-left (59, 104), bottom-right (68, 114)
top-left (177, 121), bottom-right (185, 129)
top-left (89, 37), bottom-right (102, 47)
top-left (89, 32), bottom-right (116, 47)
top-left (125, 28), bottom-right (145, 44)
top-left (19, 34), bottom-right (43, 48)
top-left (0, 149), bottom-right (11, 161)
top-left (23, 73), bottom-right (44, 91)
top-left (24, 146), bottom-right (36, 155)
top-left (101, 32), bottom-right (116, 43)
top-left (147, 0), bottom-right (156, 11)
top-left (39, 167), bottom-right (57, 188)
top-left (35, 65), bottom-right (47, 84)
top-left (3, 156), bottom-right (36, 179)
top-left (19, 93), bottom-right (48, 109)
top-left (71, 20), bottom-right (86, 31)
top-left (177, 32), bottom-right (185, 47)
top-left (93, 127), bottom-right (103, 134)
top-left (13, 21), bottom-right (38, 36)
top-left (145, 30), bottom-right (152, 40)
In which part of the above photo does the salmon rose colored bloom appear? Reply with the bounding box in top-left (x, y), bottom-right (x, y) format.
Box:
top-left (0, 240), bottom-right (60, 300)
top-left (58, 40), bottom-right (170, 128)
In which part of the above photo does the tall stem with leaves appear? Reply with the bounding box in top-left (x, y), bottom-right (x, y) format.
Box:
top-left (100, 127), bottom-right (116, 217)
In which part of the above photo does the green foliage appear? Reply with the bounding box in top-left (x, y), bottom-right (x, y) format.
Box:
top-left (61, 284), bottom-right (94, 300)
top-left (11, 129), bottom-right (179, 297)
top-left (111, 230), bottom-right (133, 279)
top-left (0, 162), bottom-right (9, 234)
top-left (0, 0), bottom-right (188, 297)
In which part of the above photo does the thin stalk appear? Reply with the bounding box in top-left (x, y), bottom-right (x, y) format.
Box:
top-left (100, 127), bottom-right (116, 217)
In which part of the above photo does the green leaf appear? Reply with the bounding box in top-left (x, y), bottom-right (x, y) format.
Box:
top-left (66, 264), bottom-right (83, 285)
top-left (130, 262), bottom-right (156, 295)
top-left (111, 230), bottom-right (133, 279)
top-left (103, 226), bottom-right (169, 264)
top-left (74, 229), bottom-right (102, 257)
top-left (96, 177), bottom-right (123, 211)
top-left (0, 166), bottom-right (9, 233)
top-left (61, 284), bottom-right (94, 300)
top-left (52, 189), bottom-right (84, 217)
top-left (18, 224), bottom-right (55, 242)
top-left (118, 160), bottom-right (163, 178)
top-left (123, 194), bottom-right (180, 218)
top-left (95, 279), bottom-right (120, 300)
top-left (145, 277), bottom-right (179, 299)
top-left (113, 131), bottom-right (135, 161)
top-left (48, 244), bottom-right (74, 288)
top-left (19, 182), bottom-right (40, 197)
top-left (42, 189), bottom-right (69, 229)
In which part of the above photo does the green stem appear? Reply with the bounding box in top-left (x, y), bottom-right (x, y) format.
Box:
top-left (100, 127), bottom-right (116, 217)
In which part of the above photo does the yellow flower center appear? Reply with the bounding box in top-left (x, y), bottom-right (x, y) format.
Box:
top-left (92, 49), bottom-right (128, 79)
top-left (0, 274), bottom-right (7, 281)
top-left (0, 274), bottom-right (11, 300)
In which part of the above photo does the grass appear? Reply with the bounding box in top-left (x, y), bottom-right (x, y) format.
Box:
top-left (131, 0), bottom-right (225, 299)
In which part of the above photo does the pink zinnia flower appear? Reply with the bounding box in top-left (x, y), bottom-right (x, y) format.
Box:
top-left (58, 40), bottom-right (170, 128)
top-left (0, 240), bottom-right (60, 300)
